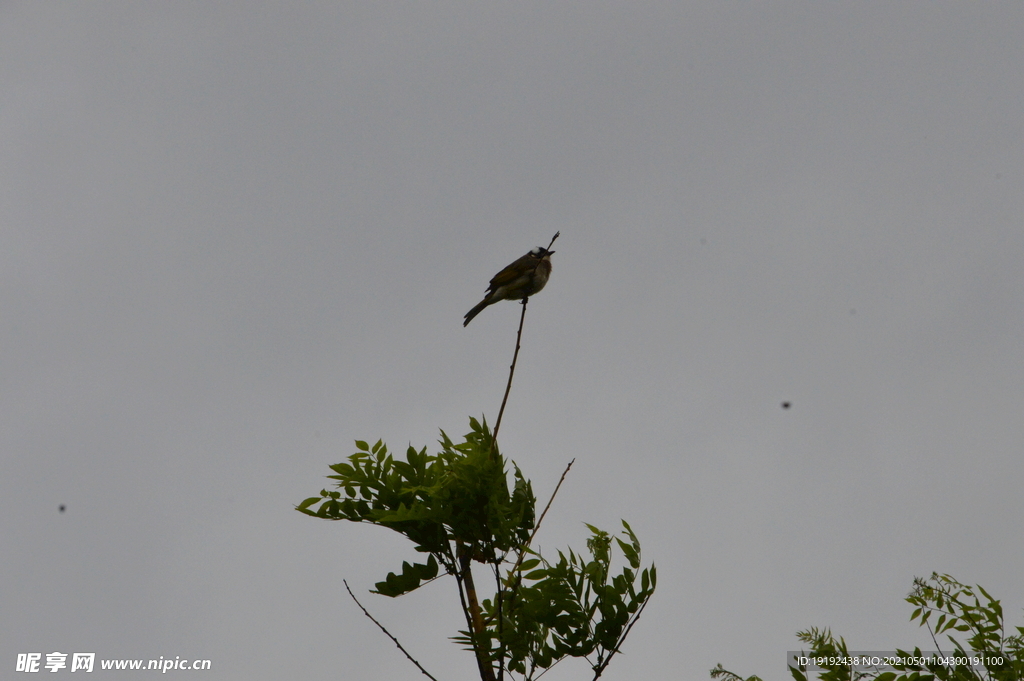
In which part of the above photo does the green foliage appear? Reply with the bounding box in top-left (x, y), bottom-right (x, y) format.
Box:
top-left (786, 629), bottom-right (883, 681)
top-left (298, 417), bottom-right (656, 680)
top-left (710, 664), bottom-right (763, 681)
top-left (891, 573), bottom-right (1024, 681)
top-left (461, 521), bottom-right (656, 678)
top-left (715, 573), bottom-right (1023, 681)
top-left (297, 417), bottom-right (535, 595)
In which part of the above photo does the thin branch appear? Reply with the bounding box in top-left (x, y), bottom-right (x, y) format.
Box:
top-left (493, 564), bottom-right (505, 681)
top-left (491, 297), bottom-right (527, 450)
top-left (343, 579), bottom-right (439, 681)
top-left (533, 654), bottom-right (569, 680)
top-left (591, 594), bottom-right (652, 679)
top-left (545, 231), bottom-right (561, 251)
top-left (509, 458), bottom-right (575, 577)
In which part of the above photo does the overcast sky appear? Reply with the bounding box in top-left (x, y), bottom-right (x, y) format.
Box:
top-left (3, 3), bottom-right (1023, 679)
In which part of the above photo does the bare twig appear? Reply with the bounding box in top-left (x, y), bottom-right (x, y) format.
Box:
top-left (545, 231), bottom-right (561, 251)
top-left (509, 458), bottom-right (574, 577)
top-left (491, 298), bottom-right (527, 449)
top-left (343, 579), bottom-right (439, 681)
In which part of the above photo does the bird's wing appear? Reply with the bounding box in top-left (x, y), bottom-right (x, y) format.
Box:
top-left (488, 253), bottom-right (535, 289)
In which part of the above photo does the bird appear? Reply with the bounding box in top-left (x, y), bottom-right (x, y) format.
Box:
top-left (463, 246), bottom-right (555, 326)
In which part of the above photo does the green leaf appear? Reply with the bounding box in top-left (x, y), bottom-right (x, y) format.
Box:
top-left (296, 497), bottom-right (322, 511)
top-left (354, 440), bottom-right (370, 451)
top-left (787, 666), bottom-right (808, 681)
top-left (371, 556), bottom-right (439, 597)
top-left (616, 537), bottom-right (640, 569)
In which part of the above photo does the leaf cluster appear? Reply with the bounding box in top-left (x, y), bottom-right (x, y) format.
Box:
top-left (718, 573), bottom-right (1022, 681)
top-left (297, 417), bottom-right (656, 680)
top-left (297, 417), bottom-right (534, 595)
top-left (466, 521), bottom-right (657, 678)
top-left (894, 573), bottom-right (1024, 681)
top-left (787, 629), bottom-right (879, 681)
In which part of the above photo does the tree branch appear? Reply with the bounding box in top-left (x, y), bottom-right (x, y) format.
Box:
top-left (510, 458), bottom-right (574, 577)
top-left (457, 544), bottom-right (497, 681)
top-left (592, 593), bottom-right (652, 679)
top-left (491, 297), bottom-right (527, 451)
top-left (343, 579), bottom-right (438, 681)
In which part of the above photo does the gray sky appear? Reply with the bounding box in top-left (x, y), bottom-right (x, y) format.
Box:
top-left (3, 3), bottom-right (1023, 679)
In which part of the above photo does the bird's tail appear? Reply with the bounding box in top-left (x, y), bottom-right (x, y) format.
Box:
top-left (463, 298), bottom-right (491, 326)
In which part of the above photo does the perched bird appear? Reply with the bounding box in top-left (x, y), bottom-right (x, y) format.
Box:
top-left (463, 246), bottom-right (555, 326)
